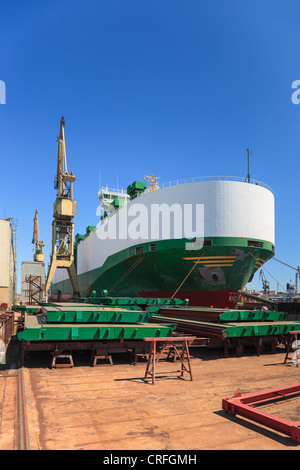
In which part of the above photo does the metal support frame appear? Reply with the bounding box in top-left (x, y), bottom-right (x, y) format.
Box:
top-left (51, 349), bottom-right (74, 368)
top-left (19, 339), bottom-right (151, 367)
top-left (91, 347), bottom-right (113, 366)
top-left (222, 383), bottom-right (300, 442)
top-left (143, 336), bottom-right (196, 385)
top-left (0, 312), bottom-right (14, 345)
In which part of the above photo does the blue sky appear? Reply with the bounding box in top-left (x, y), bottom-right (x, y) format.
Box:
top-left (1, 0), bottom-right (300, 293)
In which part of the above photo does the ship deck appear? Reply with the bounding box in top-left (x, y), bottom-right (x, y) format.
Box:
top-left (2, 337), bottom-right (300, 451)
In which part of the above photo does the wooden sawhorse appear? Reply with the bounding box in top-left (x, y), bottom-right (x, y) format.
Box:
top-left (143, 336), bottom-right (196, 384)
top-left (284, 331), bottom-right (300, 367)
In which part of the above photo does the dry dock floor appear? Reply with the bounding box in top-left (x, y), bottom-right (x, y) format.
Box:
top-left (1, 342), bottom-right (300, 450)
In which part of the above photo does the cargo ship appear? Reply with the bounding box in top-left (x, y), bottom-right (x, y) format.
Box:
top-left (51, 176), bottom-right (275, 308)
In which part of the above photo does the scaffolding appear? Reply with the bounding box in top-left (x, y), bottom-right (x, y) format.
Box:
top-left (25, 275), bottom-right (44, 305)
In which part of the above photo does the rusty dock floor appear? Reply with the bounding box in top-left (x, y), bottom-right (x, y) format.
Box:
top-left (1, 343), bottom-right (300, 450)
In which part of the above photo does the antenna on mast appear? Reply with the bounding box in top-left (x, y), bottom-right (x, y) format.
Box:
top-left (246, 148), bottom-right (252, 183)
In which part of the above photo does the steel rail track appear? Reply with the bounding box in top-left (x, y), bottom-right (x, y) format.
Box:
top-left (17, 367), bottom-right (30, 450)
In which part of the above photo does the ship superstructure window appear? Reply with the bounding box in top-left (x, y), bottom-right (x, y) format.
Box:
top-left (204, 239), bottom-right (212, 246)
top-left (149, 243), bottom-right (156, 251)
top-left (247, 240), bottom-right (264, 248)
top-left (135, 246), bottom-right (144, 255)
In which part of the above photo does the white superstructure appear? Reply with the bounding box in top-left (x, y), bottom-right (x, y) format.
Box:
top-left (52, 178), bottom-right (275, 287)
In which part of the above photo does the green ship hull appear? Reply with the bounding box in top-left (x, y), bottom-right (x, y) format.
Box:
top-left (51, 236), bottom-right (274, 308)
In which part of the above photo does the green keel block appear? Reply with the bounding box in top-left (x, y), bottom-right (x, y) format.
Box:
top-left (151, 315), bottom-right (300, 340)
top-left (81, 297), bottom-right (186, 307)
top-left (86, 297), bottom-right (184, 307)
top-left (41, 306), bottom-right (153, 324)
top-left (223, 321), bottom-right (300, 338)
top-left (25, 306), bottom-right (42, 314)
top-left (156, 307), bottom-right (288, 323)
top-left (17, 315), bottom-right (176, 342)
top-left (218, 310), bottom-right (288, 322)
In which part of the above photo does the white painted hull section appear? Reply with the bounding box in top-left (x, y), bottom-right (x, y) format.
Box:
top-left (52, 180), bottom-right (275, 285)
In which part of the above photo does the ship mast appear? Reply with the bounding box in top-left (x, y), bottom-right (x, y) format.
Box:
top-left (246, 148), bottom-right (252, 183)
top-left (144, 174), bottom-right (160, 192)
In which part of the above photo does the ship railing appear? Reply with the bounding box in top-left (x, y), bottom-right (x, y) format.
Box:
top-left (145, 176), bottom-right (273, 194)
top-left (98, 186), bottom-right (128, 195)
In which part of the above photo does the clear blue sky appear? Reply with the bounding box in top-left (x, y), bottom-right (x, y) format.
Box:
top-left (1, 0), bottom-right (300, 293)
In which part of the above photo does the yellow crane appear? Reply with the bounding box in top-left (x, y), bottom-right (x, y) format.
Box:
top-left (45, 116), bottom-right (80, 296)
top-left (32, 209), bottom-right (45, 262)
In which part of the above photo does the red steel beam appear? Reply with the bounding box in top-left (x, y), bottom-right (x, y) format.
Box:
top-left (222, 383), bottom-right (300, 441)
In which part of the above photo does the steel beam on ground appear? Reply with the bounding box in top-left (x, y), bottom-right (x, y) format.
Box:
top-left (222, 383), bottom-right (300, 442)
